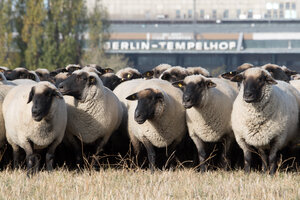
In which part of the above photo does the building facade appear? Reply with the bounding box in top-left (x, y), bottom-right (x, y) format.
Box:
top-left (87, 0), bottom-right (299, 21)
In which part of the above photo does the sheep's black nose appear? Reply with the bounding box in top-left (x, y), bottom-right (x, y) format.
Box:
top-left (183, 95), bottom-right (191, 103)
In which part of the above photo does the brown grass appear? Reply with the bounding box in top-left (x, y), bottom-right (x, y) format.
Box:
top-left (0, 169), bottom-right (299, 200)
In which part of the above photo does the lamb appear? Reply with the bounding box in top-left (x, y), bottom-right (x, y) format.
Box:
top-left (229, 67), bottom-right (300, 174)
top-left (172, 75), bottom-right (237, 171)
top-left (58, 70), bottom-right (123, 164)
top-left (116, 67), bottom-right (142, 81)
top-left (124, 79), bottom-right (186, 172)
top-left (3, 82), bottom-right (67, 174)
top-left (186, 67), bottom-right (210, 77)
top-left (159, 66), bottom-right (188, 82)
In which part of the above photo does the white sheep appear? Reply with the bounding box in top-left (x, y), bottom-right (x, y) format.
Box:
top-left (3, 82), bottom-right (67, 174)
top-left (173, 75), bottom-right (237, 171)
top-left (290, 80), bottom-right (300, 92)
top-left (230, 67), bottom-right (300, 174)
top-left (58, 70), bottom-right (123, 164)
top-left (124, 79), bottom-right (186, 172)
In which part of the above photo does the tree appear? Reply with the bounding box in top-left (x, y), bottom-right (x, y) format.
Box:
top-left (0, 0), bottom-right (13, 67)
top-left (21, 0), bottom-right (46, 69)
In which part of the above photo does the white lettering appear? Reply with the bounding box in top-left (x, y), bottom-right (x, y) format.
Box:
top-left (167, 42), bottom-right (174, 50)
top-left (210, 42), bottom-right (218, 50)
top-left (204, 42), bottom-right (210, 50)
top-left (158, 42), bottom-right (167, 49)
top-left (120, 42), bottom-right (129, 50)
top-left (141, 42), bottom-right (150, 50)
top-left (175, 42), bottom-right (186, 50)
top-left (104, 42), bottom-right (111, 50)
top-left (219, 42), bottom-right (229, 50)
top-left (187, 42), bottom-right (195, 50)
top-left (229, 41), bottom-right (236, 50)
top-left (112, 42), bottom-right (119, 50)
top-left (130, 42), bottom-right (136, 50)
top-left (195, 42), bottom-right (202, 50)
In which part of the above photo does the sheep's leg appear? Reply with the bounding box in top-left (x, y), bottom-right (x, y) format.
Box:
top-left (258, 148), bottom-right (268, 172)
top-left (269, 142), bottom-right (279, 175)
top-left (238, 138), bottom-right (252, 173)
top-left (164, 140), bottom-right (180, 170)
top-left (129, 132), bottom-right (142, 164)
top-left (221, 136), bottom-right (233, 170)
top-left (141, 137), bottom-right (156, 173)
top-left (65, 134), bottom-right (83, 166)
top-left (45, 139), bottom-right (61, 171)
top-left (11, 144), bottom-right (21, 169)
top-left (22, 141), bottom-right (39, 176)
top-left (95, 136), bottom-right (110, 156)
top-left (191, 135), bottom-right (207, 172)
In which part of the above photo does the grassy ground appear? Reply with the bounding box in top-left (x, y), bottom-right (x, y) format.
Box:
top-left (0, 169), bottom-right (299, 200)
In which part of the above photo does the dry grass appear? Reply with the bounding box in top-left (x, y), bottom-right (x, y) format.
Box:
top-left (0, 168), bottom-right (299, 200)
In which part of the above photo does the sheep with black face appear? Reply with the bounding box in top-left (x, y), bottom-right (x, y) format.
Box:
top-left (159, 66), bottom-right (188, 82)
top-left (58, 70), bottom-right (123, 164)
top-left (124, 79), bottom-right (186, 172)
top-left (3, 82), bottom-right (67, 174)
top-left (173, 75), bottom-right (237, 171)
top-left (230, 67), bottom-right (300, 174)
top-left (142, 64), bottom-right (172, 79)
top-left (116, 67), bottom-right (142, 81)
top-left (186, 66), bottom-right (210, 77)
top-left (35, 68), bottom-right (51, 82)
top-left (4, 68), bottom-right (39, 82)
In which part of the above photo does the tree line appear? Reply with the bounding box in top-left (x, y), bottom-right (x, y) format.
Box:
top-left (0, 0), bottom-right (129, 70)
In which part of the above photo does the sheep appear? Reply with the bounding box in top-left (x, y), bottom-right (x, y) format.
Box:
top-left (229, 67), bottom-right (300, 174)
top-left (35, 68), bottom-right (51, 81)
top-left (85, 64), bottom-right (114, 75)
top-left (53, 72), bottom-right (70, 87)
top-left (142, 64), bottom-right (172, 79)
top-left (29, 71), bottom-right (41, 82)
top-left (290, 80), bottom-right (300, 92)
top-left (0, 84), bottom-right (14, 148)
top-left (172, 75), bottom-right (237, 171)
top-left (261, 63), bottom-right (290, 82)
top-left (186, 67), bottom-right (210, 77)
top-left (58, 70), bottom-right (123, 164)
top-left (49, 68), bottom-right (68, 78)
top-left (116, 67), bottom-right (142, 81)
top-left (159, 66), bottom-right (188, 82)
top-left (281, 66), bottom-right (298, 78)
top-left (100, 73), bottom-right (122, 90)
top-left (65, 64), bottom-right (81, 73)
top-left (0, 66), bottom-right (9, 72)
top-left (3, 82), bottom-right (67, 174)
top-left (236, 63), bottom-right (254, 73)
top-left (291, 74), bottom-right (300, 80)
top-left (4, 68), bottom-right (37, 81)
top-left (124, 79), bottom-right (186, 172)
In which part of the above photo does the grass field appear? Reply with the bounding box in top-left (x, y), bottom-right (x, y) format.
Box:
top-left (0, 168), bottom-right (299, 200)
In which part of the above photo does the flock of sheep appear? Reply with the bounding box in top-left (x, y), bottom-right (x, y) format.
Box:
top-left (0, 63), bottom-right (299, 175)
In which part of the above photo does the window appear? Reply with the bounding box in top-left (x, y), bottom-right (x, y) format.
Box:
top-left (236, 9), bottom-right (241, 18)
top-left (188, 9), bottom-right (193, 18)
top-left (247, 9), bottom-right (253, 19)
top-left (279, 3), bottom-right (284, 9)
top-left (273, 10), bottom-right (278, 18)
top-left (200, 9), bottom-right (205, 19)
top-left (223, 9), bottom-right (229, 19)
top-left (292, 3), bottom-right (296, 9)
top-left (266, 10), bottom-right (271, 18)
top-left (279, 10), bottom-right (284, 18)
top-left (212, 9), bottom-right (217, 19)
top-left (176, 10), bottom-right (180, 18)
top-left (286, 2), bottom-right (290, 9)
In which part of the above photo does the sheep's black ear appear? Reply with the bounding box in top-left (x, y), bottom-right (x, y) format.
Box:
top-left (206, 80), bottom-right (217, 88)
top-left (230, 73), bottom-right (243, 82)
top-left (126, 93), bottom-right (138, 101)
top-left (27, 87), bottom-right (35, 104)
top-left (89, 76), bottom-right (97, 85)
top-left (142, 71), bottom-right (154, 79)
top-left (54, 90), bottom-right (63, 99)
top-left (28, 73), bottom-right (36, 81)
top-left (161, 73), bottom-right (170, 81)
top-left (221, 71), bottom-right (238, 80)
top-left (172, 81), bottom-right (185, 89)
top-left (104, 68), bottom-right (114, 73)
top-left (266, 75), bottom-right (277, 85)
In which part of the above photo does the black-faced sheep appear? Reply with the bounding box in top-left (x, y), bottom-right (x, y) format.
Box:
top-left (186, 67), bottom-right (210, 77)
top-left (3, 82), bottom-right (67, 174)
top-left (159, 66), bottom-right (188, 82)
top-left (116, 67), bottom-right (142, 81)
top-left (230, 67), bottom-right (300, 174)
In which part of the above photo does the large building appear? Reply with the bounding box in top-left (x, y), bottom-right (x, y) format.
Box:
top-left (88, 0), bottom-right (299, 21)
top-left (86, 1), bottom-right (300, 72)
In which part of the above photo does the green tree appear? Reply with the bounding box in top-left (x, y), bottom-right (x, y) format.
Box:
top-left (0, 0), bottom-right (13, 67)
top-left (21, 0), bottom-right (46, 69)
